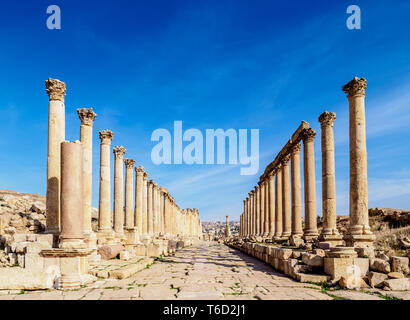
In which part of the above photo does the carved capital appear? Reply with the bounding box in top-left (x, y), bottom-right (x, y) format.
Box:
top-left (302, 128), bottom-right (316, 143)
top-left (113, 146), bottom-right (126, 158)
top-left (342, 77), bottom-right (367, 97)
top-left (123, 158), bottom-right (135, 169)
top-left (135, 165), bottom-right (145, 175)
top-left (99, 130), bottom-right (114, 144)
top-left (143, 171), bottom-right (148, 180)
top-left (45, 78), bottom-right (66, 102)
top-left (319, 111), bottom-right (336, 127)
top-left (281, 153), bottom-right (291, 166)
top-left (77, 108), bottom-right (97, 126)
top-left (290, 143), bottom-right (301, 155)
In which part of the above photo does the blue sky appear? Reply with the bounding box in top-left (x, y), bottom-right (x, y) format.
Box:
top-left (0, 0), bottom-right (410, 222)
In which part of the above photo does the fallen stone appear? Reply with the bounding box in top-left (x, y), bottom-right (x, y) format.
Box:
top-left (370, 258), bottom-right (391, 273)
top-left (383, 278), bottom-right (410, 291)
top-left (0, 266), bottom-right (59, 290)
top-left (391, 256), bottom-right (409, 275)
top-left (109, 258), bottom-right (153, 279)
top-left (119, 250), bottom-right (130, 261)
top-left (368, 271), bottom-right (387, 288)
top-left (313, 249), bottom-right (325, 257)
top-left (98, 244), bottom-right (124, 260)
top-left (387, 272), bottom-right (404, 279)
top-left (302, 253), bottom-right (324, 267)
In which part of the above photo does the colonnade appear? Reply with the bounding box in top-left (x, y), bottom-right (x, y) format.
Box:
top-left (240, 77), bottom-right (375, 248)
top-left (45, 78), bottom-right (202, 252)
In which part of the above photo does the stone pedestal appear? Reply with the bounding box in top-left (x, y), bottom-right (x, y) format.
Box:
top-left (342, 77), bottom-right (375, 248)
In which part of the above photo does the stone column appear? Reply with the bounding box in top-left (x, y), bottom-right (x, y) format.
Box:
top-left (142, 172), bottom-right (148, 235)
top-left (134, 166), bottom-right (144, 234)
top-left (147, 180), bottom-right (154, 236)
top-left (152, 182), bottom-right (159, 236)
top-left (303, 128), bottom-right (319, 240)
top-left (98, 130), bottom-right (114, 237)
top-left (163, 194), bottom-right (169, 236)
top-left (124, 159), bottom-right (135, 228)
top-left (318, 112), bottom-right (343, 245)
top-left (290, 143), bottom-right (303, 238)
top-left (268, 173), bottom-right (275, 238)
top-left (274, 166), bottom-right (283, 240)
top-left (59, 141), bottom-right (85, 248)
top-left (255, 186), bottom-right (260, 237)
top-left (253, 188), bottom-right (257, 236)
top-left (159, 189), bottom-right (164, 236)
top-left (264, 180), bottom-right (270, 238)
top-left (225, 215), bottom-right (230, 237)
top-left (282, 155), bottom-right (291, 239)
top-left (258, 182), bottom-right (265, 237)
top-left (113, 146), bottom-right (126, 237)
top-left (77, 108), bottom-right (97, 238)
top-left (249, 191), bottom-right (254, 237)
top-left (342, 77), bottom-right (375, 247)
top-left (45, 78), bottom-right (66, 235)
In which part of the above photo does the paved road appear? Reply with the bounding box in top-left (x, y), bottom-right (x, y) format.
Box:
top-left (0, 242), bottom-right (404, 300)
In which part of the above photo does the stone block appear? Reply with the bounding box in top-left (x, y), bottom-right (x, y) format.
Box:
top-left (387, 272), bottom-right (403, 279)
top-left (292, 251), bottom-right (302, 259)
top-left (302, 253), bottom-right (324, 267)
top-left (134, 244), bottom-right (147, 256)
top-left (383, 278), bottom-right (410, 291)
top-left (15, 241), bottom-right (30, 254)
top-left (313, 249), bottom-right (326, 257)
top-left (353, 258), bottom-right (369, 277)
top-left (294, 272), bottom-right (330, 283)
top-left (119, 250), bottom-right (130, 261)
top-left (109, 258), bottom-right (153, 279)
top-left (324, 257), bottom-right (354, 280)
top-left (370, 258), bottom-right (391, 274)
top-left (368, 271), bottom-right (387, 288)
top-left (60, 256), bottom-right (81, 274)
top-left (0, 267), bottom-right (58, 290)
top-left (96, 270), bottom-right (109, 278)
top-left (24, 253), bottom-right (44, 270)
top-left (26, 242), bottom-right (43, 254)
top-left (278, 248), bottom-right (293, 260)
top-left (12, 234), bottom-right (27, 243)
top-left (355, 247), bottom-right (375, 259)
top-left (26, 234), bottom-right (36, 242)
top-left (391, 256), bottom-right (409, 275)
top-left (17, 253), bottom-right (25, 267)
top-left (98, 244), bottom-right (124, 260)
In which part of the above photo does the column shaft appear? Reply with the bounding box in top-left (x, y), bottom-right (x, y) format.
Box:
top-left (291, 144), bottom-right (303, 236)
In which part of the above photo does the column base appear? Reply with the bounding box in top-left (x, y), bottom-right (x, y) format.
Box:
top-left (289, 235), bottom-right (305, 247)
top-left (97, 229), bottom-right (116, 245)
top-left (59, 238), bottom-right (86, 249)
top-left (343, 233), bottom-right (376, 248)
top-left (83, 231), bottom-right (97, 250)
top-left (318, 234), bottom-right (344, 247)
top-left (124, 227), bottom-right (140, 245)
top-left (303, 231), bottom-right (319, 242)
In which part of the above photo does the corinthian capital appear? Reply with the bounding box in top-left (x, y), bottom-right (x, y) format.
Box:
top-left (113, 146), bottom-right (126, 158)
top-left (281, 153), bottom-right (291, 166)
top-left (99, 129), bottom-right (114, 144)
top-left (77, 108), bottom-right (97, 126)
top-left (135, 165), bottom-right (145, 175)
top-left (319, 111), bottom-right (336, 127)
top-left (123, 158), bottom-right (135, 169)
top-left (342, 77), bottom-right (367, 97)
top-left (290, 143), bottom-right (301, 155)
top-left (302, 128), bottom-right (316, 143)
top-left (45, 78), bottom-right (66, 102)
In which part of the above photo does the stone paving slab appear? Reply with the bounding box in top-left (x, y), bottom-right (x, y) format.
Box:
top-left (0, 242), bottom-right (408, 300)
